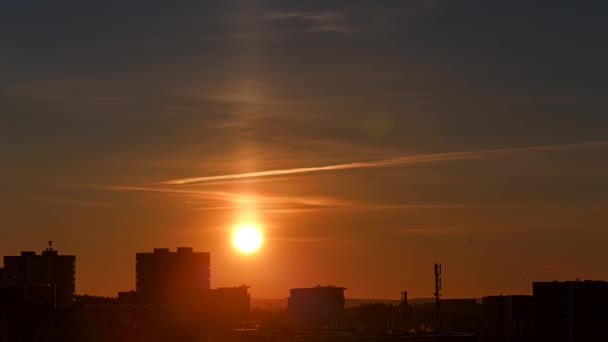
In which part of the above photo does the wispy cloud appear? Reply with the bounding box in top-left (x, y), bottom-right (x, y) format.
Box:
top-left (394, 226), bottom-right (503, 237)
top-left (96, 185), bottom-right (351, 209)
top-left (2, 193), bottom-right (113, 208)
top-left (162, 140), bottom-right (608, 185)
top-left (189, 201), bottom-right (608, 214)
top-left (96, 185), bottom-right (259, 203)
top-left (268, 236), bottom-right (359, 244)
top-left (266, 10), bottom-right (352, 33)
top-left (94, 183), bottom-right (513, 213)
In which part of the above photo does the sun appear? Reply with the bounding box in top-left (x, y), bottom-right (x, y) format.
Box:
top-left (232, 224), bottom-right (263, 253)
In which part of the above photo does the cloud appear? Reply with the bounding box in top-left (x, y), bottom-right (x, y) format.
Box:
top-left (394, 226), bottom-right (503, 237)
top-left (2, 193), bottom-right (113, 208)
top-left (266, 10), bottom-right (352, 33)
top-left (269, 237), bottom-right (351, 243)
top-left (162, 140), bottom-right (608, 185)
top-left (96, 185), bottom-right (351, 209)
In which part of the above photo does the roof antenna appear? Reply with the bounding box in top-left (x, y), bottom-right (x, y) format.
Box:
top-left (48, 240), bottom-right (53, 251)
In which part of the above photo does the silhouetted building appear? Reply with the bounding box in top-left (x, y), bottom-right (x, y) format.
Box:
top-left (210, 286), bottom-right (251, 326)
top-left (117, 290), bottom-right (139, 304)
top-left (400, 290), bottom-right (410, 329)
top-left (439, 299), bottom-right (481, 333)
top-left (288, 285), bottom-right (346, 329)
top-left (533, 280), bottom-right (608, 342)
top-left (136, 247), bottom-right (210, 306)
top-left (482, 295), bottom-right (532, 342)
top-left (208, 329), bottom-right (479, 342)
top-left (0, 243), bottom-right (75, 309)
top-left (346, 302), bottom-right (400, 333)
top-left (0, 307), bottom-right (82, 341)
top-left (0, 304), bottom-right (201, 342)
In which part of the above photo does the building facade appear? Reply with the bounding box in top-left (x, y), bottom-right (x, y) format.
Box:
top-left (0, 245), bottom-right (75, 309)
top-left (135, 247), bottom-right (210, 306)
top-left (482, 295), bottom-right (532, 342)
top-left (288, 286), bottom-right (346, 329)
top-left (533, 280), bottom-right (608, 342)
top-left (210, 286), bottom-right (251, 326)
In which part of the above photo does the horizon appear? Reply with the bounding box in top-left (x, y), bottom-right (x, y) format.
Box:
top-left (3, 243), bottom-right (601, 300)
top-left (1, 1), bottom-right (607, 300)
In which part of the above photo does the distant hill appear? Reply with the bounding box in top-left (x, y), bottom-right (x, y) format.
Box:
top-left (251, 298), bottom-right (287, 309)
top-left (251, 297), bottom-right (438, 309)
top-left (345, 298), bottom-right (436, 308)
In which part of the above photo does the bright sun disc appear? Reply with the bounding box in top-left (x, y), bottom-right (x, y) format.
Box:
top-left (232, 224), bottom-right (263, 253)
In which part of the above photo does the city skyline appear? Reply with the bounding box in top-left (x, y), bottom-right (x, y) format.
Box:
top-left (2, 242), bottom-right (605, 340)
top-left (1, 1), bottom-right (607, 299)
top-left (1, 242), bottom-right (604, 301)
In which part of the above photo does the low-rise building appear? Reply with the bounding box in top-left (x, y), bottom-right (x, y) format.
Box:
top-left (288, 285), bottom-right (346, 329)
top-left (482, 295), bottom-right (532, 342)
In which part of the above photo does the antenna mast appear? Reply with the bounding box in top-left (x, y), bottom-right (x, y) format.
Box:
top-left (434, 263), bottom-right (442, 330)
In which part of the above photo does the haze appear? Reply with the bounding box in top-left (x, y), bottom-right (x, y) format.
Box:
top-left (1, 1), bottom-right (607, 299)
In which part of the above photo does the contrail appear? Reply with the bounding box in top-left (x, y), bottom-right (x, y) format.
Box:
top-left (162, 140), bottom-right (608, 185)
top-left (96, 185), bottom-right (351, 207)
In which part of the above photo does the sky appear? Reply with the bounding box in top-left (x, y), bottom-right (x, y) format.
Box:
top-left (1, 1), bottom-right (607, 299)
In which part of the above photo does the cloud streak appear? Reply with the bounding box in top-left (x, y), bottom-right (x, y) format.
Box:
top-left (162, 140), bottom-right (608, 185)
top-left (2, 193), bottom-right (113, 208)
top-left (96, 185), bottom-right (351, 209)
top-left (268, 237), bottom-right (354, 244)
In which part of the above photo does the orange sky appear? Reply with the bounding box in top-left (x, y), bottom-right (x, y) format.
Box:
top-left (1, 1), bottom-right (607, 299)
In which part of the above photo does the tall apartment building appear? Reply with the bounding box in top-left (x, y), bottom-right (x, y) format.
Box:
top-left (0, 243), bottom-right (75, 309)
top-left (136, 247), bottom-right (210, 306)
top-left (533, 280), bottom-right (608, 342)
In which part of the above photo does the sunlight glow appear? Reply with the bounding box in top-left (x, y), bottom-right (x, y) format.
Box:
top-left (232, 224), bottom-right (263, 253)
